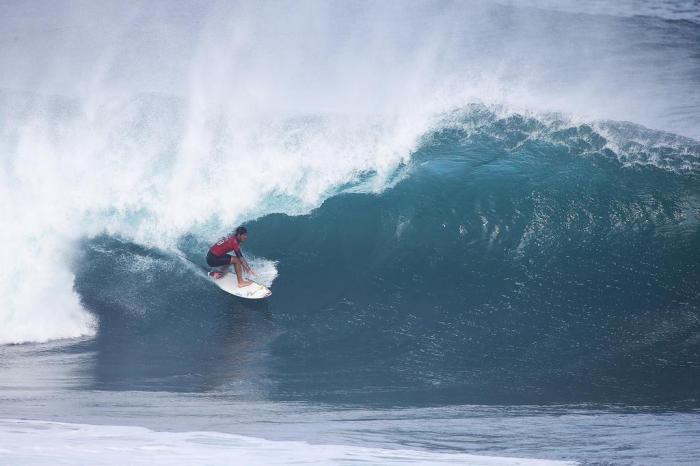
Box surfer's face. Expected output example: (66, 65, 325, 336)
(237, 233, 248, 243)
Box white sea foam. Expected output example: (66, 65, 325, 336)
(0, 95, 430, 344)
(246, 256, 279, 288)
(0, 418, 574, 465)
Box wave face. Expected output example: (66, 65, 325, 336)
(242, 111, 700, 404)
(69, 108, 700, 405)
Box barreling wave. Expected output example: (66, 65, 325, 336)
(67, 107, 700, 404)
(0, 89, 425, 344)
(4, 0, 700, 347)
(244, 110, 700, 404)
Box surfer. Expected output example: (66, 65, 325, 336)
(206, 226, 255, 286)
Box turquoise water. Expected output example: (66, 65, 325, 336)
(1, 1, 699, 464)
(62, 109, 699, 407)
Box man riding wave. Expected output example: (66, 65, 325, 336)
(206, 226, 255, 287)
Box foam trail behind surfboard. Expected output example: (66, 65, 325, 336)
(174, 252, 211, 281)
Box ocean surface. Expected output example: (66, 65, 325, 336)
(1, 1, 699, 464)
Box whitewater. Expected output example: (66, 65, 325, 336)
(1, 0, 699, 464)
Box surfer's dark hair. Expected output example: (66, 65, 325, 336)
(235, 226, 248, 236)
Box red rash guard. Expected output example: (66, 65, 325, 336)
(209, 235, 242, 257)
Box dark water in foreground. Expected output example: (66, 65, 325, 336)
(1, 339, 699, 465)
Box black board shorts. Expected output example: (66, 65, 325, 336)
(206, 250, 232, 267)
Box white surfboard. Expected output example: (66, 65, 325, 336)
(209, 272, 272, 299)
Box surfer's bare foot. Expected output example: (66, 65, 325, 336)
(237, 279, 253, 287)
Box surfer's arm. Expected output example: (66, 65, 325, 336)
(236, 250, 255, 275)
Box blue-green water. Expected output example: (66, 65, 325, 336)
(1, 1, 700, 464)
(66, 109, 700, 407)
